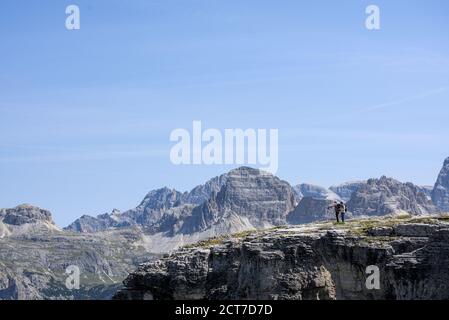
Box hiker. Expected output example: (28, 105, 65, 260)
(328, 201, 340, 223)
(339, 201, 347, 223)
(328, 201, 347, 223)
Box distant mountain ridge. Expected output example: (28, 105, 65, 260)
(65, 159, 449, 237)
(65, 173, 228, 234)
(3, 158, 449, 300)
(66, 167, 295, 237)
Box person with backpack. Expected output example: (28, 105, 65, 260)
(339, 201, 347, 223)
(328, 201, 347, 223)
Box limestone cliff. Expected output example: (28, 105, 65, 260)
(115, 215, 449, 300)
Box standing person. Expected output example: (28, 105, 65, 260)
(339, 201, 347, 223)
(328, 201, 347, 223)
(328, 201, 342, 223)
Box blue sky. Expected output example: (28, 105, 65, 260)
(1, 0, 449, 226)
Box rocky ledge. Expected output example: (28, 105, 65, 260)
(115, 215, 449, 300)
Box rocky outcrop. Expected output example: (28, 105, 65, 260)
(1, 204, 54, 226)
(330, 181, 366, 202)
(432, 157, 449, 212)
(293, 184, 340, 201)
(115, 216, 449, 300)
(287, 197, 336, 224)
(0, 204, 60, 238)
(347, 176, 440, 217)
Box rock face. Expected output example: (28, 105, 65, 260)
(121, 188, 193, 234)
(417, 186, 433, 200)
(287, 197, 335, 224)
(330, 181, 366, 202)
(293, 184, 340, 201)
(347, 176, 440, 217)
(432, 157, 449, 212)
(115, 216, 449, 300)
(179, 167, 297, 234)
(0, 204, 60, 238)
(0, 204, 54, 226)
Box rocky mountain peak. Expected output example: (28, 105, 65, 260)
(0, 204, 54, 226)
(228, 166, 266, 176)
(111, 208, 121, 215)
(216, 166, 295, 211)
(348, 177, 439, 216)
(138, 187, 184, 211)
(432, 157, 449, 212)
(179, 166, 296, 234)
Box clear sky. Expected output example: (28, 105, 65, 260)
(1, 0, 449, 227)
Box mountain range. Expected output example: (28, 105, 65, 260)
(1, 157, 449, 299)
